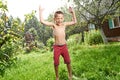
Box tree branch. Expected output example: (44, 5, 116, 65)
(79, 2, 97, 17)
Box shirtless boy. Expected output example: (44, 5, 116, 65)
(39, 6, 77, 80)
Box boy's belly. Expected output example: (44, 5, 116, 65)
(54, 35, 66, 45)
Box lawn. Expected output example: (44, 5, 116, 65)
(0, 42, 120, 80)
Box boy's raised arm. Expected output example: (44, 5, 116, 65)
(65, 7, 77, 26)
(39, 6, 54, 26)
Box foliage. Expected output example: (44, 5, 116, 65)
(46, 38, 54, 51)
(73, 0, 120, 43)
(84, 30, 103, 45)
(67, 30, 103, 46)
(0, 27, 21, 77)
(0, 57, 17, 77)
(74, 0, 120, 25)
(24, 12, 53, 45)
(0, 0, 8, 11)
(24, 31, 36, 52)
(67, 33, 82, 46)
(0, 0, 24, 76)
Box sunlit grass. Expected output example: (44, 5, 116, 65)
(0, 42, 120, 80)
(71, 42, 120, 80)
(0, 51, 55, 80)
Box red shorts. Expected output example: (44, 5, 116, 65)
(53, 44, 71, 66)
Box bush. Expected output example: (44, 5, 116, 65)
(0, 41, 18, 76)
(67, 33, 82, 46)
(46, 38, 54, 51)
(0, 57, 17, 77)
(36, 41, 45, 49)
(0, 31, 22, 76)
(84, 30, 103, 45)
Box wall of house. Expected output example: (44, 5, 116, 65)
(102, 21, 120, 37)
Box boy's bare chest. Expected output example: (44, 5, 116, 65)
(53, 26, 65, 36)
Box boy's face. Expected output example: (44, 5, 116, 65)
(54, 14, 64, 25)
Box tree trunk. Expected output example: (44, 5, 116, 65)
(81, 31, 84, 42)
(99, 27, 108, 44)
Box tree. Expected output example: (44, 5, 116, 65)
(0, 0, 24, 76)
(24, 11, 53, 45)
(60, 1, 88, 41)
(74, 0, 120, 43)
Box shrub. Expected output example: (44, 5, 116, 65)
(0, 31, 21, 76)
(84, 30, 103, 45)
(0, 57, 17, 77)
(0, 40, 18, 76)
(46, 38, 54, 51)
(67, 33, 82, 46)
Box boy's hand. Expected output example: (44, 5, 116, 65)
(69, 6, 74, 13)
(39, 5, 44, 12)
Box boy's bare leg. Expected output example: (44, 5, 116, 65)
(54, 65, 59, 80)
(67, 63, 72, 80)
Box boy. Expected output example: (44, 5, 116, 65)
(39, 6, 77, 80)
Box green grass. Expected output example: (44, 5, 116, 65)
(0, 50, 68, 80)
(70, 42, 120, 80)
(0, 51, 54, 80)
(0, 42, 120, 80)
